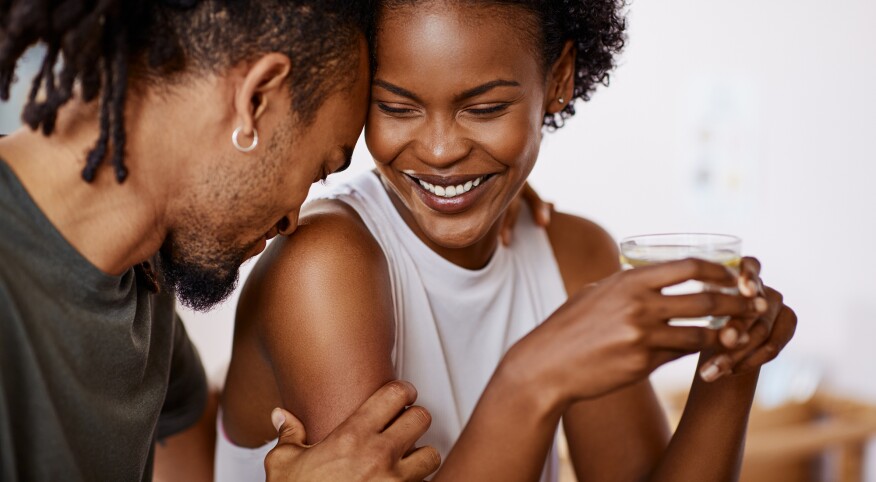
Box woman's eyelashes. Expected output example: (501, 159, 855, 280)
(376, 102, 417, 115)
(375, 101, 511, 117)
(466, 103, 510, 116)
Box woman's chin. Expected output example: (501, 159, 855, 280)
(420, 219, 494, 250)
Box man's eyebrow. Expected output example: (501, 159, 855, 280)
(374, 80, 423, 104)
(457, 80, 521, 101)
(335, 145, 354, 173)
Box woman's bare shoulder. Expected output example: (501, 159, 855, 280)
(546, 211, 620, 294)
(236, 198, 397, 443)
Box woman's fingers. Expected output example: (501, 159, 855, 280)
(717, 318, 753, 349)
(647, 325, 718, 352)
(701, 304, 797, 380)
(733, 305, 797, 373)
(650, 292, 767, 321)
(738, 257, 763, 297)
(630, 258, 738, 290)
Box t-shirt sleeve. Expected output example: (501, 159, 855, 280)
(155, 313, 208, 440)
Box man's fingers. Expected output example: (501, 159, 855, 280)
(648, 325, 718, 352)
(273, 407, 308, 447)
(382, 405, 433, 458)
(396, 446, 442, 481)
(521, 183, 552, 227)
(346, 380, 418, 434)
(500, 201, 520, 246)
(652, 292, 767, 321)
(630, 258, 738, 290)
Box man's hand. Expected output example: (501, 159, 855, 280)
(500, 182, 552, 245)
(265, 381, 440, 482)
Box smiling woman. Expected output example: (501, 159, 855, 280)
(218, 1, 796, 481)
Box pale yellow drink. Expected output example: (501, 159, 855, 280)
(619, 234, 742, 329)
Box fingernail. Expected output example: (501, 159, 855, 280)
(271, 408, 285, 431)
(738, 332, 750, 345)
(700, 363, 721, 382)
(738, 277, 756, 297)
(540, 204, 551, 225)
(754, 297, 768, 313)
(747, 280, 758, 295)
(721, 328, 738, 348)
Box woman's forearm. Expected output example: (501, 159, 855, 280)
(650, 352, 760, 482)
(431, 349, 567, 482)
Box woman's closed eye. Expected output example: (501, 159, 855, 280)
(465, 103, 511, 116)
(376, 101, 512, 118)
(376, 102, 419, 116)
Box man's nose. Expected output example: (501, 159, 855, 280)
(277, 211, 299, 236)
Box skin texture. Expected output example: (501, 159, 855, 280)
(0, 35, 444, 482)
(223, 3, 796, 481)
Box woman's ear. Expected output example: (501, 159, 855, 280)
(233, 53, 293, 136)
(545, 40, 576, 114)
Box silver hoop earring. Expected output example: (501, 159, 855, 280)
(232, 126, 259, 153)
(558, 96, 565, 104)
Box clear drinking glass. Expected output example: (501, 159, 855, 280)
(619, 233, 742, 329)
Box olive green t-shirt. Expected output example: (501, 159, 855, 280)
(0, 160, 207, 481)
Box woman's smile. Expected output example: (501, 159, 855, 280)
(403, 171, 498, 214)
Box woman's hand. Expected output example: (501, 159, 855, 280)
(506, 258, 768, 406)
(500, 182, 552, 245)
(700, 257, 797, 381)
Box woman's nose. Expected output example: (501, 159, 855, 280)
(414, 117, 471, 168)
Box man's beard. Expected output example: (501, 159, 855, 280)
(156, 233, 253, 312)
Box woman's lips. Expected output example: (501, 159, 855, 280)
(405, 173, 494, 214)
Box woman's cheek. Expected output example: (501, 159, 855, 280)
(472, 113, 539, 169)
(365, 115, 409, 165)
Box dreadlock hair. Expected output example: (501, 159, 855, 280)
(376, 0, 626, 129)
(0, 0, 371, 183)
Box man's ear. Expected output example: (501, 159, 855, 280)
(545, 40, 576, 114)
(233, 53, 293, 137)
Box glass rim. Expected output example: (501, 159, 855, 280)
(619, 233, 742, 250)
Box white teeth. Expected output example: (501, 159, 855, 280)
(415, 175, 486, 199)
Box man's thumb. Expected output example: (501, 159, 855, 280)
(272, 407, 307, 446)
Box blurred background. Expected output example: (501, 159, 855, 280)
(2, 0, 874, 480)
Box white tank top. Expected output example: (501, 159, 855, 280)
(215, 172, 568, 481)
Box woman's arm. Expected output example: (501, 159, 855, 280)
(549, 213, 794, 482)
(546, 212, 672, 480)
(252, 203, 765, 481)
(254, 200, 397, 444)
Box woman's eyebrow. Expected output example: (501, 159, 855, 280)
(374, 79, 423, 104)
(456, 79, 520, 101)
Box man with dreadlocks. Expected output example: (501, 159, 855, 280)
(0, 0, 441, 480)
